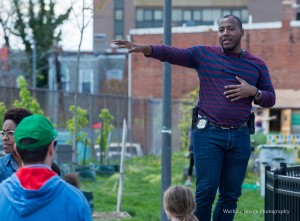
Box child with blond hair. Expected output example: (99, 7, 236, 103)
(163, 185, 198, 221)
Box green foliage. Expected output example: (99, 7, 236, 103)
(66, 105, 91, 146)
(251, 132, 267, 146)
(12, 0, 71, 86)
(0, 102, 8, 127)
(178, 87, 198, 150)
(82, 151, 264, 221)
(13, 75, 44, 114)
(96, 109, 114, 154)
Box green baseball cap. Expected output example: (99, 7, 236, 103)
(15, 114, 58, 150)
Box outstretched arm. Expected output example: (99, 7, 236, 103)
(113, 40, 152, 56)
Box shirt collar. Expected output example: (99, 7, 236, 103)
(3, 153, 14, 165)
(3, 153, 19, 171)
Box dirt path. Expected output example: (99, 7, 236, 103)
(93, 211, 131, 221)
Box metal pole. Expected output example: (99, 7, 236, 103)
(117, 119, 127, 212)
(127, 35, 132, 147)
(32, 40, 37, 88)
(160, 1, 172, 221)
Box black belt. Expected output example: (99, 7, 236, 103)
(208, 121, 248, 129)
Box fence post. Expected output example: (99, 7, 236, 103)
(279, 162, 287, 175)
(273, 168, 280, 221)
(265, 165, 271, 221)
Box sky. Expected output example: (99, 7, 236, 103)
(57, 0, 93, 51)
(0, 0, 93, 51)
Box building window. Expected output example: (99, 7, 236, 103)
(296, 8, 300, 20)
(221, 9, 248, 23)
(202, 9, 214, 22)
(183, 10, 192, 21)
(106, 69, 123, 80)
(222, 10, 231, 17)
(115, 0, 123, 9)
(114, 34, 123, 40)
(61, 63, 70, 92)
(193, 10, 202, 21)
(114, 0, 124, 44)
(79, 69, 94, 93)
(144, 10, 153, 21)
(241, 9, 248, 22)
(136, 9, 143, 21)
(172, 9, 182, 22)
(232, 10, 241, 19)
(115, 9, 123, 20)
(154, 9, 163, 20)
(114, 21, 123, 35)
(212, 9, 221, 22)
(135, 7, 248, 28)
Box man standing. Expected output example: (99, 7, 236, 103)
(0, 115, 92, 221)
(114, 15, 275, 221)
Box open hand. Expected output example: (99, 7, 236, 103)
(113, 40, 151, 55)
(224, 76, 257, 101)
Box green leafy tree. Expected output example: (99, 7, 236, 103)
(66, 105, 90, 144)
(178, 87, 198, 151)
(96, 108, 114, 164)
(13, 75, 44, 115)
(12, 0, 71, 87)
(66, 105, 91, 163)
(0, 103, 8, 127)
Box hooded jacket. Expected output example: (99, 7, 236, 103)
(0, 166, 92, 221)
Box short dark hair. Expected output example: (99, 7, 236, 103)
(16, 138, 50, 164)
(63, 173, 80, 188)
(3, 108, 32, 125)
(219, 15, 243, 30)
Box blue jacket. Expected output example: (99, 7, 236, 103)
(0, 153, 18, 183)
(0, 171, 92, 221)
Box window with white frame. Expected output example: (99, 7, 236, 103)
(106, 69, 123, 80)
(79, 69, 94, 93)
(61, 64, 70, 91)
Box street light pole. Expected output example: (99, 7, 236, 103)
(160, 1, 172, 221)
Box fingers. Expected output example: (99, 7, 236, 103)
(225, 92, 242, 101)
(113, 40, 135, 53)
(224, 85, 239, 90)
(113, 40, 128, 48)
(236, 76, 244, 82)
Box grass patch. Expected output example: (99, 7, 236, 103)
(81, 152, 264, 221)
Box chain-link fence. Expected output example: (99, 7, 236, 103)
(0, 86, 192, 157)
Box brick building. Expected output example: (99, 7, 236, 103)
(126, 1, 300, 134)
(93, 0, 300, 47)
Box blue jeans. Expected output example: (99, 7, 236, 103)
(192, 124, 251, 221)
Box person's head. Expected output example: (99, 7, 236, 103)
(14, 114, 57, 166)
(1, 108, 32, 154)
(257, 111, 262, 116)
(63, 173, 80, 188)
(218, 15, 244, 53)
(163, 185, 198, 221)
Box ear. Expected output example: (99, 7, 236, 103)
(241, 28, 244, 37)
(48, 142, 55, 159)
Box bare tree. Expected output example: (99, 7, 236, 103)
(70, 0, 109, 166)
(9, 0, 71, 87)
